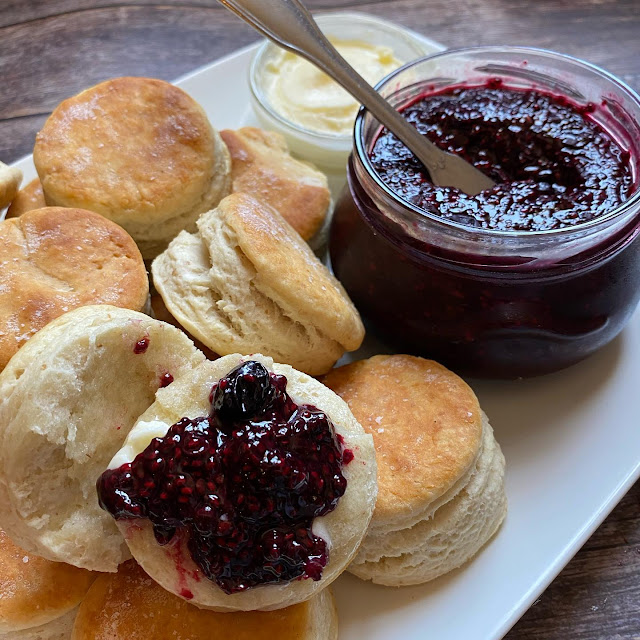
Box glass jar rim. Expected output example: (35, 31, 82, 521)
(354, 45, 640, 241)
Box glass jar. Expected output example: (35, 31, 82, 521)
(330, 47, 640, 378)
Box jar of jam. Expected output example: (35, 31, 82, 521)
(330, 47, 640, 378)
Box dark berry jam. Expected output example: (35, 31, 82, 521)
(371, 84, 632, 231)
(97, 361, 351, 593)
(133, 336, 150, 354)
(331, 155, 640, 378)
(330, 73, 640, 378)
(159, 372, 174, 388)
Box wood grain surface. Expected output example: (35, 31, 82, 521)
(1, 1, 639, 638)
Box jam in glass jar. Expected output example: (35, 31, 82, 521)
(330, 47, 640, 378)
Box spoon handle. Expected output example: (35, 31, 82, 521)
(219, 0, 446, 169)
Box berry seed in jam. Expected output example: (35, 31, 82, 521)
(371, 83, 633, 231)
(97, 361, 352, 594)
(159, 372, 174, 388)
(133, 336, 150, 354)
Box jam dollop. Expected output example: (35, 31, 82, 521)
(159, 372, 174, 388)
(97, 360, 351, 594)
(371, 83, 633, 231)
(133, 336, 150, 354)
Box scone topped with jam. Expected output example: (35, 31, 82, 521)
(98, 354, 377, 611)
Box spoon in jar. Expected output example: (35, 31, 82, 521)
(217, 0, 495, 195)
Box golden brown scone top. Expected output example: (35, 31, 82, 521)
(220, 127, 330, 240)
(72, 561, 310, 640)
(0, 207, 148, 370)
(221, 193, 364, 351)
(6, 178, 46, 218)
(33, 77, 219, 227)
(322, 355, 483, 522)
(0, 528, 95, 632)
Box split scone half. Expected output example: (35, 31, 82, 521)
(152, 193, 365, 375)
(322, 354, 507, 586)
(99, 354, 377, 611)
(0, 306, 204, 572)
(72, 561, 338, 640)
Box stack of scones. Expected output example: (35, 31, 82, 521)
(0, 76, 506, 640)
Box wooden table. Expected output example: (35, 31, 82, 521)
(1, 1, 639, 637)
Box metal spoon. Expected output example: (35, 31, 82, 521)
(218, 0, 495, 195)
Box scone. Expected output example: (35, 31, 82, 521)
(72, 561, 338, 639)
(152, 193, 364, 375)
(6, 178, 46, 218)
(220, 127, 330, 241)
(322, 354, 507, 586)
(33, 77, 231, 259)
(0, 207, 149, 371)
(0, 528, 94, 638)
(0, 161, 22, 210)
(1, 608, 77, 640)
(98, 354, 377, 611)
(150, 292, 219, 361)
(0, 306, 205, 572)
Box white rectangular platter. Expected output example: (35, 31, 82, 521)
(10, 30, 640, 640)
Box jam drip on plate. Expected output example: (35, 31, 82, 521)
(372, 83, 633, 231)
(97, 360, 351, 594)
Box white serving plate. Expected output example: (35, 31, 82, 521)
(9, 24, 640, 640)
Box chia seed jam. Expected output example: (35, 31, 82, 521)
(371, 82, 632, 230)
(331, 67, 640, 378)
(98, 361, 352, 594)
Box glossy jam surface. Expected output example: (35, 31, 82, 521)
(133, 336, 150, 354)
(330, 157, 640, 378)
(159, 372, 174, 388)
(371, 84, 633, 231)
(97, 361, 350, 593)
